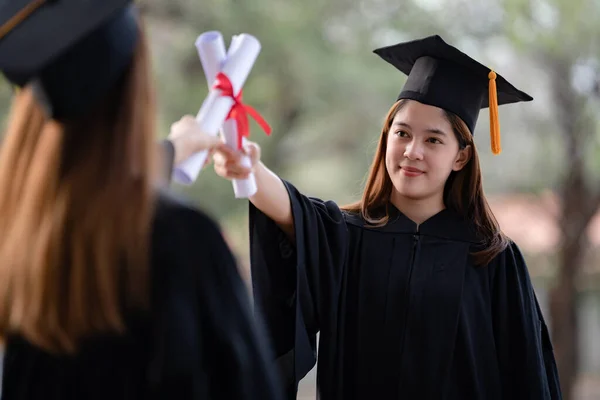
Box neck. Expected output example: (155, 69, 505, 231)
(389, 191, 445, 225)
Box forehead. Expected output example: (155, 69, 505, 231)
(391, 100, 451, 130)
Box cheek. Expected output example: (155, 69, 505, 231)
(429, 157, 456, 180)
(386, 138, 404, 162)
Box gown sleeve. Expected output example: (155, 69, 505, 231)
(249, 179, 348, 398)
(490, 241, 562, 399)
(149, 197, 284, 400)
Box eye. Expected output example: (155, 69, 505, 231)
(395, 130, 409, 138)
(427, 137, 442, 144)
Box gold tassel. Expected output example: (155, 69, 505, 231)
(488, 70, 501, 155)
(0, 0, 47, 40)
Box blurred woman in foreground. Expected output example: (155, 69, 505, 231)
(0, 1, 281, 399)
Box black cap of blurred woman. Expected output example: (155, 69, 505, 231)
(0, 0, 138, 121)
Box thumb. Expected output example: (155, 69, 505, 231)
(243, 142, 261, 166)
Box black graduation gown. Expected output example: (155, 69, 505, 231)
(1, 191, 283, 400)
(250, 180, 562, 400)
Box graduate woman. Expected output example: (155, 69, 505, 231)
(203, 35, 563, 399)
(0, 1, 282, 399)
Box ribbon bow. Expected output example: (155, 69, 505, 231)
(213, 72, 271, 149)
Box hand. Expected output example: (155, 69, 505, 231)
(213, 141, 261, 181)
(169, 115, 222, 166)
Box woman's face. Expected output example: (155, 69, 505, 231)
(385, 100, 470, 202)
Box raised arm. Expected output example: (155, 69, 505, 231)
(213, 143, 294, 239)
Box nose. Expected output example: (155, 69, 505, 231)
(404, 139, 424, 160)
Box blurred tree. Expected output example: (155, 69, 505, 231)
(502, 0, 600, 397)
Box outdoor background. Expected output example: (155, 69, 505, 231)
(0, 0, 598, 398)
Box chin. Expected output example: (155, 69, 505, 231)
(390, 179, 430, 201)
(394, 188, 429, 201)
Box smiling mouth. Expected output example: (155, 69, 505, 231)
(400, 166, 424, 177)
(401, 167, 423, 173)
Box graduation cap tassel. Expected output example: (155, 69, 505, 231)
(0, 0, 47, 40)
(488, 70, 501, 155)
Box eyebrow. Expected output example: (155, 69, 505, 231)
(392, 121, 448, 136)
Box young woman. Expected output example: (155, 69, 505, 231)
(204, 35, 562, 399)
(0, 1, 281, 399)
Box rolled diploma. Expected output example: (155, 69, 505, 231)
(225, 37, 257, 198)
(172, 33, 261, 185)
(197, 31, 227, 87)
(196, 33, 257, 198)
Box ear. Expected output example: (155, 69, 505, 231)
(452, 145, 471, 171)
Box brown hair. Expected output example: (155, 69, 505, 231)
(342, 99, 508, 266)
(0, 22, 157, 354)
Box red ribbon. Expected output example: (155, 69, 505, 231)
(213, 72, 271, 149)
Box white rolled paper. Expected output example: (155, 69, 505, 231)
(221, 120, 257, 198)
(172, 33, 262, 186)
(193, 32, 257, 198)
(196, 31, 227, 84)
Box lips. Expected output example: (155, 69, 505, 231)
(401, 166, 424, 173)
(399, 165, 424, 178)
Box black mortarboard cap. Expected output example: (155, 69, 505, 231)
(0, 0, 138, 121)
(373, 35, 533, 154)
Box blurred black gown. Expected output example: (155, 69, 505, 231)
(1, 140, 283, 400)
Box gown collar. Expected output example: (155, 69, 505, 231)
(344, 203, 480, 244)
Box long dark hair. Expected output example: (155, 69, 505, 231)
(342, 99, 508, 266)
(0, 22, 157, 354)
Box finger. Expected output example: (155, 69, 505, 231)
(212, 152, 230, 167)
(223, 162, 252, 176)
(224, 170, 252, 180)
(203, 150, 215, 167)
(212, 154, 248, 173)
(213, 145, 243, 162)
(244, 143, 257, 158)
(181, 115, 196, 124)
(245, 143, 260, 166)
(214, 165, 251, 180)
(169, 121, 180, 134)
(172, 115, 192, 127)
(241, 143, 251, 155)
(213, 158, 252, 175)
(215, 142, 239, 155)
